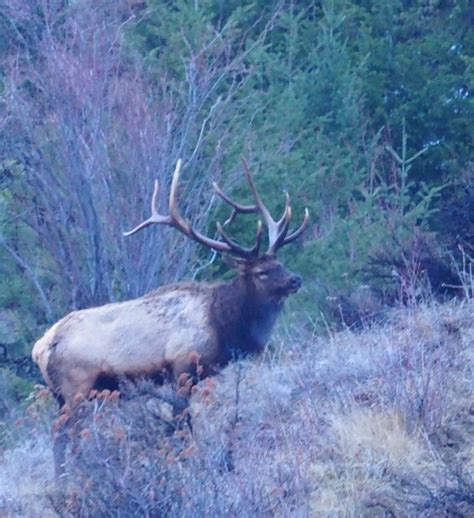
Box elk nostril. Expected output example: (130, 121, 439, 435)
(291, 275, 302, 288)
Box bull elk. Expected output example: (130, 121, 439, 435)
(32, 158, 309, 477)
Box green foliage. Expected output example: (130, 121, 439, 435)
(0, 368, 36, 408)
(348, 0, 473, 182)
(0, 0, 472, 366)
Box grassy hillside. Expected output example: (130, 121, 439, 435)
(1, 298, 473, 516)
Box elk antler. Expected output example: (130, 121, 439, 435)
(213, 158, 309, 256)
(124, 159, 263, 258)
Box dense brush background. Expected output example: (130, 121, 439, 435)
(0, 1, 472, 516)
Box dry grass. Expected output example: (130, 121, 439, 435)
(1, 299, 473, 516)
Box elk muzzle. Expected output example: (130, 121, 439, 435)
(287, 273, 302, 293)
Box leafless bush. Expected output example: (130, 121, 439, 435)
(52, 378, 309, 517)
(450, 246, 474, 301)
(0, 377, 56, 516)
(0, 0, 278, 317)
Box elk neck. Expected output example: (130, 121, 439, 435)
(211, 275, 284, 365)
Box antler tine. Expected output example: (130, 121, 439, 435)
(123, 180, 172, 236)
(277, 192, 291, 230)
(241, 158, 293, 254)
(241, 158, 273, 226)
(212, 180, 258, 227)
(168, 159, 192, 236)
(212, 182, 257, 215)
(223, 209, 237, 227)
(282, 207, 310, 245)
(251, 220, 264, 255)
(267, 205, 292, 255)
(217, 219, 263, 257)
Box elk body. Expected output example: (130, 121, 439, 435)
(32, 159, 308, 477)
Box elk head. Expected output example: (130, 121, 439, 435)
(223, 254, 302, 304)
(124, 158, 309, 294)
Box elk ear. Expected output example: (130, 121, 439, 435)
(222, 255, 249, 272)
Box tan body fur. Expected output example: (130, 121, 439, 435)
(33, 282, 220, 404)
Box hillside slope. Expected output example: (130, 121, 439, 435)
(1, 300, 473, 516)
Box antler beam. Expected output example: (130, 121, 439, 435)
(124, 159, 262, 258)
(125, 157, 309, 257)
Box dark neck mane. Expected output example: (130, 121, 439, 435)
(210, 276, 283, 366)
